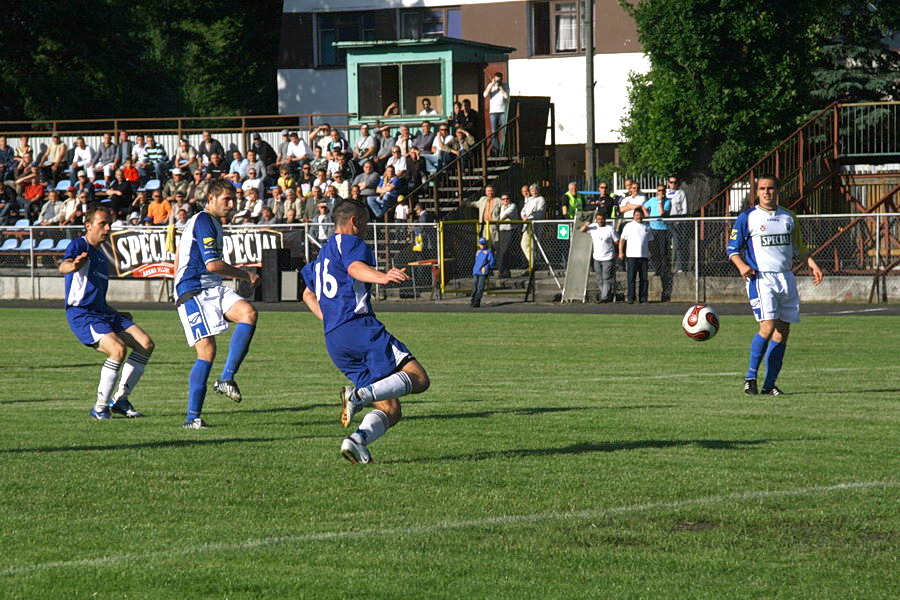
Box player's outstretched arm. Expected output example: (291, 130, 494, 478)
(58, 252, 88, 274)
(302, 287, 323, 321)
(347, 260, 408, 285)
(206, 260, 260, 287)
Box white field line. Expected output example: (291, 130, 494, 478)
(805, 308, 889, 316)
(1, 480, 894, 577)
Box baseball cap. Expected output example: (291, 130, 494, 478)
(171, 168, 182, 175)
(280, 129, 289, 136)
(478, 237, 487, 245)
(77, 170, 85, 177)
(128, 211, 140, 221)
(66, 185, 75, 191)
(252, 133, 261, 140)
(142, 217, 153, 223)
(174, 190, 185, 196)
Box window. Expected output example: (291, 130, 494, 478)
(317, 12, 376, 66)
(399, 7, 461, 39)
(358, 63, 442, 118)
(530, 1, 584, 56)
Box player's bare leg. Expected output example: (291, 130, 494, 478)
(89, 333, 128, 418)
(185, 337, 216, 428)
(110, 324, 155, 417)
(214, 300, 258, 403)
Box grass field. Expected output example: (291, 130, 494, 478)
(0, 307, 897, 599)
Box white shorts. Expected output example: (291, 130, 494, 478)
(177, 286, 244, 347)
(746, 271, 800, 323)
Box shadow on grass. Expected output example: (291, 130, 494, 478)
(0, 435, 328, 454)
(790, 389, 900, 396)
(383, 438, 813, 464)
(229, 403, 334, 415)
(0, 361, 183, 371)
(404, 404, 675, 421)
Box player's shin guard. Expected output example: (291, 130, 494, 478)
(187, 359, 213, 421)
(96, 359, 121, 409)
(114, 352, 150, 402)
(220, 323, 255, 381)
(746, 334, 769, 380)
(351, 410, 390, 446)
(354, 371, 413, 406)
(762, 341, 786, 390)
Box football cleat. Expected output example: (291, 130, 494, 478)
(183, 418, 210, 429)
(90, 406, 111, 420)
(743, 378, 758, 395)
(214, 379, 242, 403)
(110, 399, 144, 418)
(761, 386, 784, 396)
(340, 385, 361, 428)
(340, 437, 372, 464)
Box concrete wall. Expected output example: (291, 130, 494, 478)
(277, 69, 349, 122)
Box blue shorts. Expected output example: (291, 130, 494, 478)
(67, 308, 135, 346)
(325, 316, 412, 388)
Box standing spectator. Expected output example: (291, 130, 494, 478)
(287, 131, 312, 171)
(519, 183, 546, 261)
(483, 72, 510, 154)
(618, 209, 654, 304)
(0, 136, 15, 182)
(113, 131, 134, 172)
(471, 184, 501, 243)
(106, 169, 135, 213)
(580, 212, 619, 302)
(38, 134, 68, 183)
(368, 165, 401, 219)
(667, 176, 690, 272)
(618, 182, 647, 222)
(587, 181, 618, 219)
(413, 203, 434, 251)
(352, 160, 380, 199)
(93, 133, 117, 182)
(197, 131, 225, 167)
(69, 137, 97, 184)
(561, 182, 584, 218)
(141, 135, 170, 183)
(645, 185, 673, 301)
(173, 138, 199, 175)
(250, 133, 276, 173)
(37, 190, 62, 225)
(163, 168, 190, 202)
(146, 190, 171, 225)
(495, 193, 519, 278)
(353, 124, 377, 167)
(471, 237, 495, 308)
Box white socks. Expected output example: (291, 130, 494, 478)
(354, 371, 412, 406)
(351, 410, 390, 446)
(113, 352, 150, 403)
(96, 359, 121, 409)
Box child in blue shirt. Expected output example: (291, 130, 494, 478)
(471, 237, 495, 308)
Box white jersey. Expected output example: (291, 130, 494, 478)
(727, 206, 805, 273)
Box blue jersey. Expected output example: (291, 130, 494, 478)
(301, 233, 376, 335)
(727, 206, 805, 273)
(174, 210, 224, 297)
(63, 237, 111, 311)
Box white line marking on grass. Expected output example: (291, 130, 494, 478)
(1, 480, 894, 577)
(806, 308, 889, 316)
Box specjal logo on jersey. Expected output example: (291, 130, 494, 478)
(109, 228, 283, 278)
(760, 233, 791, 247)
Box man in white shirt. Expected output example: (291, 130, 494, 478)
(580, 212, 619, 302)
(618, 210, 654, 304)
(287, 132, 312, 172)
(386, 146, 407, 178)
(618, 182, 647, 222)
(666, 176, 690, 272)
(70, 137, 97, 184)
(482, 72, 510, 154)
(241, 167, 265, 198)
(431, 125, 454, 169)
(519, 183, 546, 261)
(418, 98, 438, 116)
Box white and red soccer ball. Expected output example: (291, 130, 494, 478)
(682, 304, 720, 341)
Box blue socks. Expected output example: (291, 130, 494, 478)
(746, 334, 769, 380)
(762, 341, 786, 390)
(220, 323, 255, 382)
(187, 359, 213, 421)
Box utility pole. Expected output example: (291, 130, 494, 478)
(583, 0, 596, 190)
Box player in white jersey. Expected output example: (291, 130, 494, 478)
(727, 176, 823, 395)
(173, 179, 260, 428)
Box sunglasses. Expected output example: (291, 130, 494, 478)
(668, 180, 677, 183)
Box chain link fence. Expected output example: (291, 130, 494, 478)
(3, 214, 900, 303)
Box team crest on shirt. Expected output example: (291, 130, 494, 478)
(202, 237, 215, 249)
(759, 225, 765, 231)
(729, 229, 737, 240)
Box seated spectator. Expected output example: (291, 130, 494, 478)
(37, 190, 62, 225)
(277, 166, 295, 192)
(229, 150, 249, 179)
(122, 158, 140, 184)
(353, 123, 377, 166)
(374, 125, 395, 172)
(241, 167, 265, 198)
(284, 208, 299, 224)
(296, 163, 314, 194)
(246, 151, 266, 184)
(432, 124, 454, 169)
(300, 187, 322, 222)
(352, 160, 380, 198)
(383, 101, 400, 117)
(11, 166, 46, 221)
(312, 201, 334, 242)
(233, 188, 246, 212)
(13, 150, 34, 181)
(446, 127, 475, 170)
(228, 172, 243, 189)
(0, 136, 14, 182)
(198, 130, 225, 167)
(106, 169, 136, 213)
(131, 133, 146, 166)
(282, 187, 302, 219)
(323, 185, 341, 212)
(68, 137, 97, 184)
(140, 135, 170, 184)
(268, 185, 285, 219)
(309, 146, 328, 175)
(173, 138, 199, 174)
(326, 150, 341, 179)
(163, 168, 190, 202)
(286, 131, 312, 171)
(127, 211, 142, 227)
(111, 210, 127, 230)
(146, 190, 171, 225)
(131, 190, 149, 220)
(12, 136, 32, 177)
(405, 146, 427, 189)
(205, 153, 228, 179)
(338, 151, 359, 180)
(348, 185, 364, 204)
(332, 171, 350, 199)
(169, 191, 192, 222)
(327, 128, 348, 155)
(274, 129, 292, 171)
(395, 125, 414, 156)
(368, 165, 401, 219)
(258, 205, 279, 226)
(38, 134, 67, 183)
(419, 98, 438, 116)
(456, 99, 480, 138)
(173, 208, 189, 230)
(250, 133, 277, 175)
(413, 121, 438, 172)
(93, 132, 118, 182)
(312, 168, 331, 194)
(386, 146, 407, 178)
(73, 170, 96, 207)
(187, 168, 209, 210)
(60, 186, 81, 226)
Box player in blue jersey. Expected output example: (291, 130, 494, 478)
(59, 206, 155, 419)
(727, 176, 823, 395)
(301, 200, 430, 464)
(173, 179, 260, 428)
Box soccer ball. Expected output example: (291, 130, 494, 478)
(682, 304, 720, 341)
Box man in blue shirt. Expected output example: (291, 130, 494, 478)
(174, 179, 260, 428)
(644, 185, 673, 301)
(59, 206, 155, 419)
(301, 201, 431, 464)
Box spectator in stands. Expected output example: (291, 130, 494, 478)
(188, 168, 209, 210)
(308, 124, 333, 155)
(169, 191, 192, 222)
(374, 125, 395, 172)
(495, 193, 519, 278)
(352, 160, 379, 199)
(471, 184, 501, 243)
(274, 130, 291, 170)
(242, 167, 265, 198)
(250, 133, 276, 175)
(12, 136, 32, 177)
(580, 212, 619, 302)
(458, 99, 480, 139)
(246, 151, 266, 183)
(312, 168, 331, 194)
(432, 124, 454, 170)
(106, 168, 136, 213)
(131, 190, 149, 221)
(287, 131, 312, 171)
(383, 101, 400, 117)
(405, 146, 427, 189)
(229, 150, 249, 179)
(589, 182, 618, 219)
(312, 202, 334, 243)
(60, 186, 80, 226)
(327, 128, 349, 155)
(326, 150, 341, 179)
(232, 188, 260, 225)
(483, 72, 510, 154)
(297, 163, 314, 196)
(337, 152, 359, 180)
(0, 136, 14, 182)
(205, 153, 228, 180)
(414, 203, 434, 251)
(268, 185, 285, 219)
(349, 185, 364, 204)
(146, 190, 171, 225)
(394, 197, 409, 222)
(38, 134, 67, 183)
(561, 182, 584, 218)
(413, 121, 437, 172)
(7, 167, 44, 223)
(258, 205, 278, 226)
(353, 124, 377, 167)
(323, 185, 342, 212)
(141, 135, 170, 183)
(230, 174, 244, 192)
(163, 168, 190, 202)
(277, 166, 295, 193)
(198, 131, 225, 166)
(72, 171, 96, 207)
(520, 183, 546, 260)
(332, 170, 350, 199)
(618, 182, 647, 223)
(302, 187, 324, 222)
(94, 133, 117, 182)
(282, 188, 302, 220)
(666, 176, 690, 272)
(127, 211, 141, 227)
(471, 237, 495, 308)
(69, 137, 97, 185)
(618, 208, 654, 304)
(114, 131, 134, 172)
(131, 134, 147, 168)
(368, 164, 401, 219)
(173, 138, 199, 175)
(310, 146, 328, 175)
(386, 146, 407, 178)
(37, 190, 62, 225)
(395, 125, 414, 157)
(645, 185, 673, 301)
(122, 158, 139, 185)
(419, 98, 438, 116)
(446, 127, 475, 171)
(173, 208, 189, 230)
(284, 208, 299, 224)
(110, 210, 127, 230)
